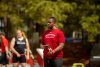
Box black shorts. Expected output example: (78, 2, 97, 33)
(0, 52, 9, 65)
(12, 54, 26, 63)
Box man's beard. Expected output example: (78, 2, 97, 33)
(48, 26, 53, 29)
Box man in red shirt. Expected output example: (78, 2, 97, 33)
(0, 32, 9, 67)
(41, 17, 65, 67)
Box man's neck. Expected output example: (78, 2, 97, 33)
(48, 26, 57, 30)
(53, 26, 57, 29)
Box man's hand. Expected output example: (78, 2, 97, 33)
(47, 48, 55, 55)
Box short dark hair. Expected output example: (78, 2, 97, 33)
(48, 17, 56, 23)
(0, 32, 5, 36)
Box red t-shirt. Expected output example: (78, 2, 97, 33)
(0, 37, 8, 53)
(41, 29, 65, 59)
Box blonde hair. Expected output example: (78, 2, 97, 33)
(16, 29, 27, 39)
(22, 31, 27, 39)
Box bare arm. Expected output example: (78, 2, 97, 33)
(25, 38, 30, 59)
(50, 30, 65, 54)
(3, 39, 11, 59)
(2, 38, 9, 56)
(53, 43, 64, 53)
(53, 30, 65, 53)
(29, 50, 34, 60)
(5, 46, 9, 56)
(10, 38, 20, 55)
(5, 46, 12, 59)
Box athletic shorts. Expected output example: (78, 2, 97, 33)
(12, 54, 26, 63)
(0, 52, 9, 65)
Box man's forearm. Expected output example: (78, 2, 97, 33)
(54, 43, 64, 53)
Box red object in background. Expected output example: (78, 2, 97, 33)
(26, 57, 34, 67)
(9, 58, 12, 64)
(36, 54, 44, 67)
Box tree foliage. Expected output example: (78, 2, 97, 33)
(0, 0, 100, 40)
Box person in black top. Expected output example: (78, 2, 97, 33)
(10, 29, 30, 67)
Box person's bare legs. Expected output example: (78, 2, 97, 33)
(5, 64, 9, 67)
(21, 63, 26, 67)
(13, 63, 19, 67)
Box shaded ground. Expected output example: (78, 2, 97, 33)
(63, 42, 91, 67)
